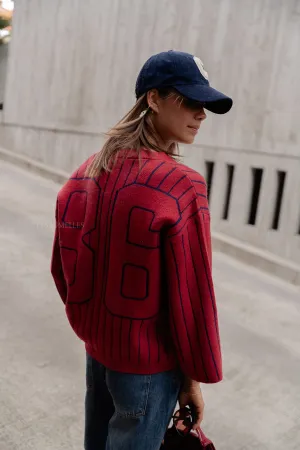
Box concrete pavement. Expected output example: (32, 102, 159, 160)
(0, 159, 300, 450)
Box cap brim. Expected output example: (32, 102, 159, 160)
(173, 84, 233, 114)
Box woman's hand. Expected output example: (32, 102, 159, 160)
(178, 378, 205, 430)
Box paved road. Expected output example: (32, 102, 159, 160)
(1, 159, 300, 450)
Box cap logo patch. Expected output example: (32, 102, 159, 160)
(193, 56, 209, 80)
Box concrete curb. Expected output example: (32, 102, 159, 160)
(0, 146, 69, 184)
(1, 147, 300, 287)
(212, 232, 300, 287)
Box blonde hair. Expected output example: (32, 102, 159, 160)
(85, 89, 180, 178)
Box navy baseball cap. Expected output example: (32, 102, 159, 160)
(135, 50, 233, 114)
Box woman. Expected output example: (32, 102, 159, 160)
(51, 50, 232, 450)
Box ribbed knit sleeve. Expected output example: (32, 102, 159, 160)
(164, 185, 222, 383)
(50, 200, 67, 304)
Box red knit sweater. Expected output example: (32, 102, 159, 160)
(51, 149, 222, 383)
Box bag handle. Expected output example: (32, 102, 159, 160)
(172, 408, 215, 448)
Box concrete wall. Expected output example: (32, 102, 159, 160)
(0, 43, 8, 104)
(0, 0, 300, 266)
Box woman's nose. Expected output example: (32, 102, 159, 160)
(195, 108, 207, 121)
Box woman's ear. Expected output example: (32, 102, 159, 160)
(147, 90, 160, 114)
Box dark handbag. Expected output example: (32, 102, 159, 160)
(161, 407, 216, 450)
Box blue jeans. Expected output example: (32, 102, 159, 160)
(84, 353, 182, 450)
